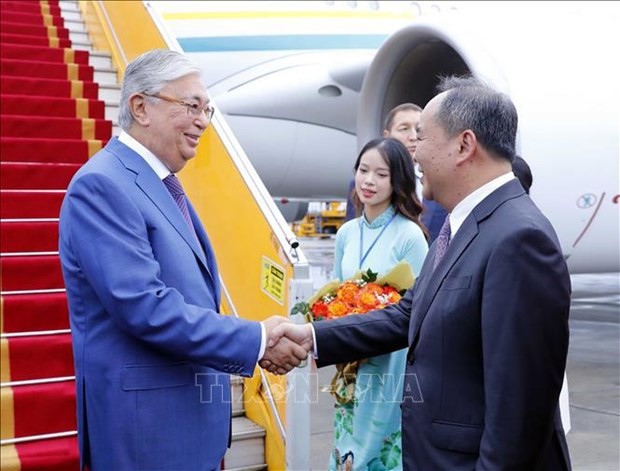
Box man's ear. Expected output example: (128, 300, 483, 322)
(456, 129, 477, 165)
(129, 93, 150, 126)
(382, 129, 390, 138)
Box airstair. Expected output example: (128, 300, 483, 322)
(1, 1, 313, 470)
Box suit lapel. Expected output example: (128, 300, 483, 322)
(187, 202, 221, 306)
(106, 139, 213, 279)
(408, 219, 478, 344)
(408, 179, 525, 346)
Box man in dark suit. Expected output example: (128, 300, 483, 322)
(266, 76, 571, 470)
(59, 49, 306, 471)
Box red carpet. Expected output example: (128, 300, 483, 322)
(1, 94, 105, 119)
(0, 44, 89, 64)
(1, 220, 60, 252)
(0, 22, 70, 40)
(1, 162, 83, 190)
(1, 76, 100, 99)
(1, 32, 72, 48)
(2, 293, 70, 333)
(1, 137, 102, 163)
(1, 1, 112, 469)
(0, 58, 94, 81)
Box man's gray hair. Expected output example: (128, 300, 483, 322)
(435, 75, 517, 162)
(118, 49, 204, 131)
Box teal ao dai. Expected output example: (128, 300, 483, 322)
(329, 205, 428, 471)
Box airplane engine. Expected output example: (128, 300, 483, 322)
(357, 10, 620, 274)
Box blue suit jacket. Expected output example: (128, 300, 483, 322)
(315, 179, 571, 470)
(59, 137, 262, 471)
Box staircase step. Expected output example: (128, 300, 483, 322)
(0, 44, 89, 65)
(1, 435, 79, 471)
(1, 115, 111, 141)
(61, 18, 85, 34)
(0, 12, 64, 29)
(0, 22, 70, 40)
(67, 29, 88, 45)
(92, 67, 118, 86)
(1, 292, 70, 334)
(0, 58, 94, 82)
(57, 8, 81, 22)
(231, 376, 244, 417)
(0, 76, 99, 100)
(0, 255, 64, 292)
(59, 0, 80, 13)
(1, 220, 60, 253)
(87, 51, 113, 69)
(1, 380, 76, 439)
(99, 83, 121, 103)
(0, 137, 99, 164)
(0, 2, 62, 16)
(1, 95, 105, 120)
(0, 162, 81, 190)
(1, 190, 65, 219)
(224, 416, 267, 470)
(0, 32, 72, 48)
(2, 333, 74, 383)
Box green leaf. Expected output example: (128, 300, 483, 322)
(379, 430, 402, 469)
(290, 301, 308, 316)
(366, 457, 388, 471)
(362, 268, 378, 283)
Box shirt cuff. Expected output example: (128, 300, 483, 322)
(310, 324, 318, 358)
(257, 322, 266, 360)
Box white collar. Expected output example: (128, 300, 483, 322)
(118, 130, 171, 180)
(450, 172, 516, 238)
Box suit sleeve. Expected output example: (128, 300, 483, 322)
(63, 172, 261, 375)
(477, 226, 570, 468)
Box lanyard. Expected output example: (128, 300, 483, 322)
(359, 214, 397, 269)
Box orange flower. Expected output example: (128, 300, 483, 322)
(337, 282, 359, 304)
(355, 290, 376, 310)
(327, 300, 350, 318)
(364, 282, 384, 296)
(311, 300, 329, 318)
(386, 290, 402, 303)
(292, 264, 412, 325)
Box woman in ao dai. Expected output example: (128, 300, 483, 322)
(329, 138, 429, 471)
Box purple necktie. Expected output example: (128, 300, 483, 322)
(163, 174, 195, 232)
(433, 215, 451, 270)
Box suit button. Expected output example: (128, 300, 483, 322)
(407, 351, 415, 365)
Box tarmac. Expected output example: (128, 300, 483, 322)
(300, 237, 620, 471)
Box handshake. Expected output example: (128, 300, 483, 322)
(259, 316, 315, 375)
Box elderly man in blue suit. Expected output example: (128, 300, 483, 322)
(266, 76, 572, 470)
(59, 49, 307, 471)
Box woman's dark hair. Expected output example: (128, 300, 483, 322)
(350, 138, 429, 240)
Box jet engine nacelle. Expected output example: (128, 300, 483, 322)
(357, 10, 620, 274)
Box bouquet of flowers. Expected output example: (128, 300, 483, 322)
(291, 261, 415, 404)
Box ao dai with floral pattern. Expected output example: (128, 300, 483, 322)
(329, 205, 428, 471)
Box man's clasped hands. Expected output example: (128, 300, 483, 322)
(259, 316, 315, 375)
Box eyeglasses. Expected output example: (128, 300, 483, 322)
(143, 92, 215, 122)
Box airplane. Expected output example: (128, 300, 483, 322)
(149, 1, 620, 274)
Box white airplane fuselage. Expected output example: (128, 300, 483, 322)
(153, 1, 620, 273)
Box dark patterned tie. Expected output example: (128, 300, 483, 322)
(163, 174, 195, 232)
(433, 214, 451, 270)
